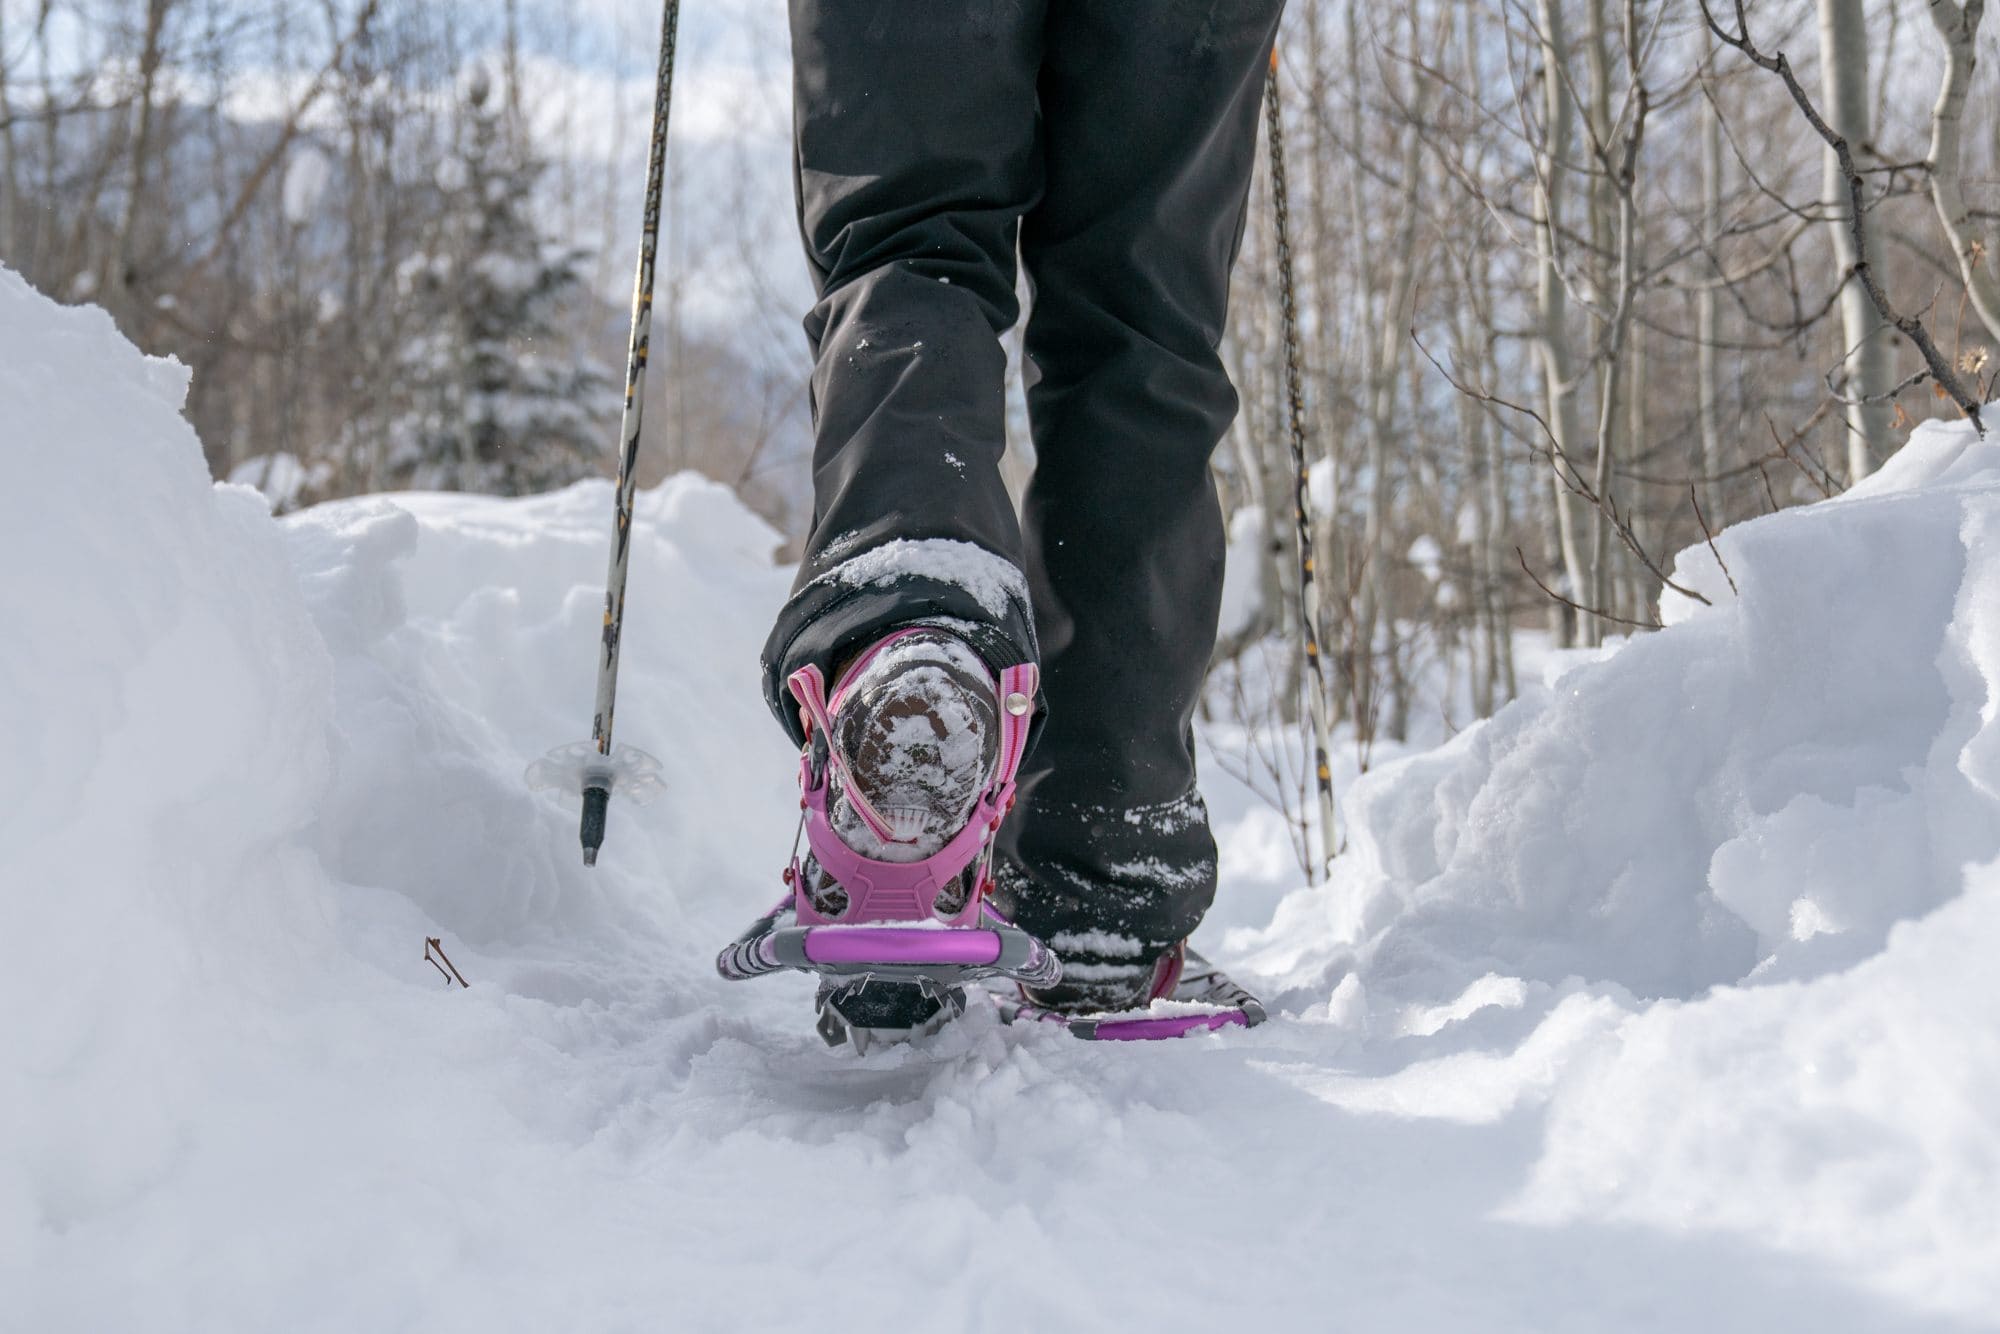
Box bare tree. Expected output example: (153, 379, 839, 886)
(1924, 0, 2000, 346)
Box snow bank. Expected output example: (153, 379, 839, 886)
(0, 266, 792, 1328)
(0, 268, 336, 1262)
(4, 260, 1996, 1332)
(1240, 418, 2000, 1319)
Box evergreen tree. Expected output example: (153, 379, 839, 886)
(385, 68, 609, 494)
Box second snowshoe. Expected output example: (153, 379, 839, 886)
(993, 943, 1267, 1041)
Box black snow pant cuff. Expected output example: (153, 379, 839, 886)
(993, 787, 1219, 985)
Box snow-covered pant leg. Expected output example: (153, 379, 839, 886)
(992, 0, 1286, 985)
(760, 2, 1049, 741)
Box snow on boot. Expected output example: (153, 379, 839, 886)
(716, 626, 1059, 1049)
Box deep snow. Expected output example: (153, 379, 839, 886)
(3, 265, 1997, 1332)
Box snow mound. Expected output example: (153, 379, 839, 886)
(1254, 420, 2000, 1002)
(5, 261, 1996, 1331)
(0, 269, 336, 1260)
(1240, 417, 2000, 1317)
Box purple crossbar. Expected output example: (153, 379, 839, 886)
(802, 927, 1004, 967)
(1089, 1010, 1251, 1041)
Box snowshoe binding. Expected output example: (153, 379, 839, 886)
(994, 941, 1267, 1041)
(716, 627, 1059, 1049)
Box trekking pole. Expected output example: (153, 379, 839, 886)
(1263, 47, 1340, 879)
(526, 0, 679, 865)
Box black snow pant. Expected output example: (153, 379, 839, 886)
(761, 0, 1285, 983)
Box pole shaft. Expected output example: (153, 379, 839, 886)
(1265, 51, 1340, 879)
(591, 0, 681, 757)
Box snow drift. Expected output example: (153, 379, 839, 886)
(3, 262, 1996, 1331)
(1238, 417, 2000, 1317)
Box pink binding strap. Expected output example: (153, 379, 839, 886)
(787, 627, 929, 844)
(786, 635, 1038, 927)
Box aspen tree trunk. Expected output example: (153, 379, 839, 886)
(1585, 0, 1616, 312)
(0, 3, 17, 259)
(1368, 175, 1424, 739)
(1622, 316, 1648, 621)
(1924, 0, 2000, 345)
(1456, 294, 1498, 718)
(111, 0, 173, 322)
(1585, 188, 1636, 646)
(1583, 0, 1619, 641)
(1488, 366, 1518, 704)
(1462, 0, 1517, 707)
(33, 3, 58, 276)
(1698, 33, 1727, 523)
(504, 0, 526, 138)
(1584, 0, 1645, 645)
(1346, 1, 1426, 746)
(1581, 0, 1611, 645)
(1342, 1, 1379, 738)
(1534, 0, 1586, 646)
(1817, 0, 1896, 481)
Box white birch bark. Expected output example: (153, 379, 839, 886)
(1698, 31, 1726, 522)
(1924, 0, 2000, 345)
(1534, 0, 1587, 644)
(0, 2, 16, 258)
(1346, 1, 1427, 744)
(1817, 0, 1896, 481)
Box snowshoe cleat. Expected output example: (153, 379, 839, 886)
(716, 627, 1059, 1048)
(813, 977, 967, 1053)
(995, 942, 1266, 1041)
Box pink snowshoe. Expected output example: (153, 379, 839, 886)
(716, 627, 1059, 1049)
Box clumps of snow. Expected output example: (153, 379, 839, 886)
(819, 535, 1029, 621)
(814, 526, 866, 564)
(1050, 929, 1146, 959)
(1102, 854, 1210, 890)
(1114, 790, 1209, 835)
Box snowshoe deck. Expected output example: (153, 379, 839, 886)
(718, 896, 1061, 1050)
(993, 949, 1267, 1041)
(717, 896, 1063, 990)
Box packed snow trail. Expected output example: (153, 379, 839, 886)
(3, 266, 1995, 1331)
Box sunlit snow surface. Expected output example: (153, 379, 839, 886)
(4, 265, 1997, 1331)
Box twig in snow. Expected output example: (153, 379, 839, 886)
(424, 937, 469, 989)
(1690, 486, 1739, 598)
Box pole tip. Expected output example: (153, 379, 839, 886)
(580, 785, 611, 869)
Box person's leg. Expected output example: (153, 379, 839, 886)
(762, 1, 1049, 742)
(996, 0, 1286, 1002)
